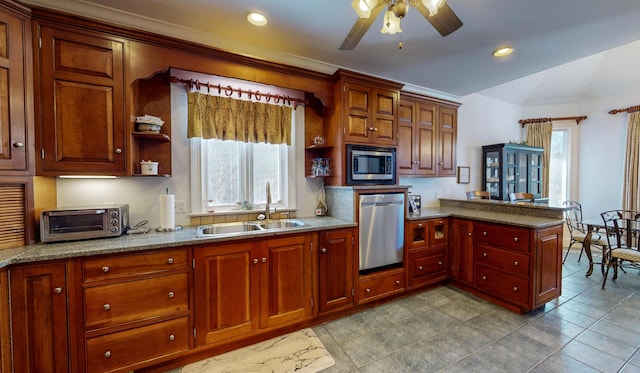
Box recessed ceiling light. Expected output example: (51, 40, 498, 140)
(246, 12, 267, 27)
(493, 46, 514, 57)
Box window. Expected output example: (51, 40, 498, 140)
(191, 138, 289, 213)
(548, 123, 578, 205)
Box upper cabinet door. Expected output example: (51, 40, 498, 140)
(343, 82, 372, 143)
(437, 106, 457, 176)
(0, 6, 32, 174)
(36, 26, 127, 175)
(372, 88, 398, 146)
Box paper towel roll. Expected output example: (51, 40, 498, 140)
(160, 194, 175, 229)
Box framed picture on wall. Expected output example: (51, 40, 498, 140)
(457, 166, 470, 184)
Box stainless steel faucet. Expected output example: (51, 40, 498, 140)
(265, 181, 272, 220)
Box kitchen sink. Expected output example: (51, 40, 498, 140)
(196, 222, 263, 236)
(196, 219, 307, 237)
(259, 219, 307, 229)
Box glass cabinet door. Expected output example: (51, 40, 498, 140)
(484, 150, 500, 198)
(529, 152, 542, 196)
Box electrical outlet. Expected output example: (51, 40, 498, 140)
(175, 199, 187, 213)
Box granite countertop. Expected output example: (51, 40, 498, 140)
(406, 206, 564, 228)
(0, 216, 356, 268)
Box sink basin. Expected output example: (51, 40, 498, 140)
(260, 219, 307, 229)
(197, 222, 263, 236)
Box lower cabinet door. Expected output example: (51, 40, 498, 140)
(10, 262, 69, 373)
(86, 316, 189, 372)
(318, 228, 354, 314)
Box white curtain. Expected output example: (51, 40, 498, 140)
(622, 112, 640, 210)
(525, 121, 553, 197)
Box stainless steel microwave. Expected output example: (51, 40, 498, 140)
(40, 204, 129, 243)
(346, 145, 396, 185)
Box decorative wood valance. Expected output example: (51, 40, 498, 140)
(608, 105, 640, 115)
(518, 116, 587, 127)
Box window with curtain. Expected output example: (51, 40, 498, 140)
(186, 85, 298, 214)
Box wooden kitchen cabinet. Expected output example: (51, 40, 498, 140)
(34, 24, 127, 175)
(82, 249, 191, 372)
(473, 222, 562, 313)
(318, 228, 355, 314)
(357, 267, 405, 304)
(450, 218, 474, 285)
(0, 1, 33, 175)
(10, 261, 70, 373)
(194, 233, 314, 347)
(398, 93, 459, 177)
(406, 218, 448, 289)
(0, 269, 10, 373)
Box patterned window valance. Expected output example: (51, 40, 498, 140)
(187, 91, 292, 145)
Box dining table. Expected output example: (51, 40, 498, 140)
(581, 217, 608, 276)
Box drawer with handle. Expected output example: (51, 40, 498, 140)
(475, 223, 530, 252)
(476, 243, 530, 278)
(358, 269, 405, 303)
(84, 273, 188, 330)
(409, 250, 447, 285)
(83, 249, 188, 282)
(474, 264, 530, 307)
(86, 316, 189, 372)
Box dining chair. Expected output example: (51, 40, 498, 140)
(466, 191, 490, 200)
(600, 210, 640, 289)
(509, 192, 534, 202)
(561, 200, 607, 264)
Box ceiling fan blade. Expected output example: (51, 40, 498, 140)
(414, 1, 463, 37)
(339, 1, 388, 50)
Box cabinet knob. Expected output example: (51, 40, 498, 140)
(514, 261, 519, 266)
(104, 351, 111, 358)
(482, 276, 487, 281)
(513, 286, 519, 292)
(12, 142, 24, 148)
(103, 303, 111, 311)
(368, 127, 375, 131)
(468, 232, 472, 236)
(253, 258, 259, 264)
(168, 291, 175, 298)
(365, 288, 371, 293)
(439, 162, 444, 165)
(54, 287, 62, 294)
(167, 257, 174, 264)
(102, 266, 110, 273)
(395, 280, 401, 285)
(417, 223, 423, 228)
(321, 248, 327, 253)
(418, 265, 423, 271)
(513, 237, 519, 242)
(483, 252, 487, 258)
(483, 231, 487, 236)
(438, 261, 443, 266)
(262, 257, 267, 263)
(115, 148, 122, 154)
(168, 334, 175, 341)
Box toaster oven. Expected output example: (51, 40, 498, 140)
(40, 204, 129, 243)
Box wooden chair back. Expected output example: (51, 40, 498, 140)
(466, 191, 490, 200)
(509, 192, 534, 202)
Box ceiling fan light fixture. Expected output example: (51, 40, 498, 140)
(422, 0, 445, 17)
(381, 10, 402, 34)
(246, 12, 268, 26)
(352, 0, 377, 18)
(493, 46, 514, 57)
(392, 0, 409, 18)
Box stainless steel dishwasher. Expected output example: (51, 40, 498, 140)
(358, 193, 405, 272)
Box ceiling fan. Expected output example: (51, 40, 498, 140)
(340, 0, 463, 50)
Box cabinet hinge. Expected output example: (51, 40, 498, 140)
(192, 258, 195, 268)
(193, 328, 196, 339)
(351, 236, 355, 246)
(310, 242, 313, 252)
(311, 298, 314, 308)
(41, 148, 44, 159)
(38, 37, 42, 49)
(351, 288, 355, 298)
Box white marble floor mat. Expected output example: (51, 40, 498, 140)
(180, 328, 335, 373)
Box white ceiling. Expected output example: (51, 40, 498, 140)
(20, 0, 640, 105)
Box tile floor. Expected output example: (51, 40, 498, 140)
(314, 249, 640, 373)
